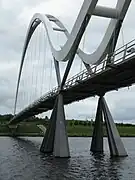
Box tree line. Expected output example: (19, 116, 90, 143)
(0, 114, 134, 127)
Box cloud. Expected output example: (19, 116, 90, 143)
(0, 0, 135, 124)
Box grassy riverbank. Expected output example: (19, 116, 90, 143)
(0, 120, 135, 137)
(67, 125, 135, 137)
(0, 115, 135, 137)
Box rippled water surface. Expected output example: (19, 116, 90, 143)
(0, 137, 135, 180)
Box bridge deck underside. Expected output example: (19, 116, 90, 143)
(11, 55, 135, 124)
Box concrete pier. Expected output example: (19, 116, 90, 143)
(90, 96, 103, 153)
(102, 97, 128, 157)
(90, 96, 127, 157)
(40, 94, 70, 158)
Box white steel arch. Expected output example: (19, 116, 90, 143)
(14, 0, 131, 114)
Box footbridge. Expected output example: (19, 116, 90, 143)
(9, 0, 134, 158)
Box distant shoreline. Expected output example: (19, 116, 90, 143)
(1, 119, 135, 138)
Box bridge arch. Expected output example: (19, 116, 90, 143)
(14, 0, 98, 114)
(14, 0, 131, 114)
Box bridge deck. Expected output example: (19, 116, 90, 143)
(10, 53, 135, 124)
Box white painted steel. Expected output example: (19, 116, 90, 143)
(13, 0, 132, 116)
(93, 5, 119, 19)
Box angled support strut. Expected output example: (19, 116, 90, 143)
(102, 97, 127, 157)
(90, 96, 127, 157)
(90, 96, 103, 153)
(40, 93, 70, 158)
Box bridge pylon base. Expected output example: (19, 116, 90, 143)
(40, 93, 70, 158)
(40, 98, 58, 153)
(90, 96, 103, 153)
(102, 97, 128, 157)
(91, 96, 127, 157)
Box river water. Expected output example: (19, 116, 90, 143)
(0, 137, 134, 180)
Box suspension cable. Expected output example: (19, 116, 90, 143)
(40, 26, 47, 95)
(49, 57, 53, 90)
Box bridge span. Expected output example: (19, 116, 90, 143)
(8, 0, 134, 158)
(10, 40, 135, 123)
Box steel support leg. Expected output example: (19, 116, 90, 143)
(40, 98, 58, 153)
(90, 96, 103, 153)
(53, 93, 70, 157)
(40, 93, 70, 158)
(102, 97, 127, 157)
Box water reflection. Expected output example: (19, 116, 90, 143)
(91, 152, 128, 180)
(0, 137, 134, 180)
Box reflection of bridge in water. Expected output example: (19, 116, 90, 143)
(8, 0, 134, 158)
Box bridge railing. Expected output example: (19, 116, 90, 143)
(112, 39, 135, 64)
(63, 39, 135, 90)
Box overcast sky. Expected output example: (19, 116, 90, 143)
(0, 0, 135, 123)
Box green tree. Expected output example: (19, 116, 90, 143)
(83, 121, 87, 126)
(88, 121, 91, 126)
(78, 120, 83, 125)
(69, 121, 73, 126)
(74, 120, 79, 126)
